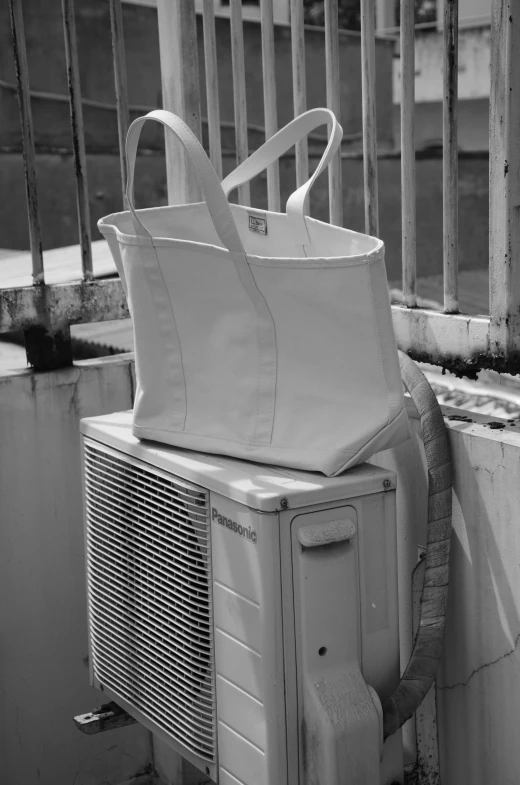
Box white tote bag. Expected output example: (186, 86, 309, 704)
(98, 108, 410, 476)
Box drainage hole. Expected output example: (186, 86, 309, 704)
(318, 646, 327, 656)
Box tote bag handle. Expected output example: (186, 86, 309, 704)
(221, 108, 343, 246)
(125, 109, 247, 256)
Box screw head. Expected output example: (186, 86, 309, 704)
(280, 497, 289, 509)
(383, 479, 392, 489)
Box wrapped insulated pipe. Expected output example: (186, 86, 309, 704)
(382, 351, 453, 739)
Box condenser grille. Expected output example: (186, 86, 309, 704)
(83, 441, 216, 762)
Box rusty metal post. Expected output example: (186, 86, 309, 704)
(62, 0, 93, 282)
(10, 0, 76, 370)
(324, 0, 343, 227)
(360, 0, 379, 237)
(443, 0, 459, 314)
(400, 0, 417, 307)
(109, 0, 130, 206)
(290, 0, 309, 187)
(489, 0, 520, 359)
(156, 0, 202, 204)
(8, 0, 44, 285)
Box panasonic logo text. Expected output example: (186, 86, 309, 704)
(212, 507, 257, 544)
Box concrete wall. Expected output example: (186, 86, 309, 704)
(392, 97, 490, 153)
(373, 402, 520, 785)
(0, 356, 152, 785)
(436, 413, 520, 785)
(0, 150, 490, 281)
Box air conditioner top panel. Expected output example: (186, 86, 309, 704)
(81, 411, 396, 511)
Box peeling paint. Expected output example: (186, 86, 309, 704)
(0, 279, 128, 335)
(0, 279, 129, 370)
(405, 347, 520, 380)
(405, 757, 440, 785)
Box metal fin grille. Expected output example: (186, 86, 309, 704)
(83, 440, 216, 762)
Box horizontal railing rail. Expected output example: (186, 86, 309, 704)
(4, 0, 519, 376)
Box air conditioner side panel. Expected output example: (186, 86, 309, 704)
(210, 493, 286, 785)
(279, 490, 403, 785)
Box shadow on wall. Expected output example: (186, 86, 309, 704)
(436, 426, 520, 785)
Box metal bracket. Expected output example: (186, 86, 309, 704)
(73, 701, 137, 735)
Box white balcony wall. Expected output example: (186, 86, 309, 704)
(373, 402, 520, 785)
(0, 356, 152, 785)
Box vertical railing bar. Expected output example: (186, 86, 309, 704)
(442, 0, 459, 313)
(489, 0, 520, 357)
(290, 0, 309, 187)
(324, 0, 343, 227)
(360, 0, 380, 237)
(62, 0, 93, 281)
(400, 0, 417, 307)
(157, 1, 202, 203)
(8, 0, 44, 285)
(202, 0, 223, 180)
(109, 0, 130, 206)
(230, 0, 250, 206)
(260, 0, 281, 212)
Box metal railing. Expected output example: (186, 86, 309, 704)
(4, 0, 520, 375)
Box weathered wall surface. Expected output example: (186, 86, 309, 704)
(375, 403, 520, 785)
(436, 413, 520, 785)
(0, 356, 153, 785)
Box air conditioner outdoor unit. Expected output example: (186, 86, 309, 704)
(81, 411, 403, 785)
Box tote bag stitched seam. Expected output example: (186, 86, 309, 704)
(149, 235, 377, 267)
(138, 242, 187, 430)
(246, 258, 278, 445)
(151, 244, 188, 431)
(368, 258, 404, 423)
(108, 220, 383, 268)
(366, 253, 393, 428)
(248, 260, 278, 445)
(132, 423, 358, 454)
(175, 120, 278, 446)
